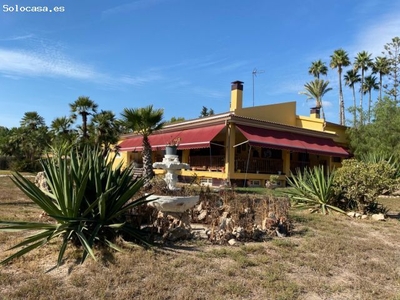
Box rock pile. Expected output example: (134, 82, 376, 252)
(190, 192, 291, 244)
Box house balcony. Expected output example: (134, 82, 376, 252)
(234, 157, 283, 174)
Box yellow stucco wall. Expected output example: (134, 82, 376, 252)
(296, 115, 324, 131)
(233, 102, 298, 126)
(108, 150, 129, 170)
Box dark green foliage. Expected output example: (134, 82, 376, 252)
(0, 156, 13, 170)
(199, 106, 214, 118)
(0, 146, 154, 267)
(0, 115, 50, 171)
(348, 97, 400, 160)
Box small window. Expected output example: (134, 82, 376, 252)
(200, 178, 213, 187)
(332, 157, 341, 163)
(248, 180, 261, 187)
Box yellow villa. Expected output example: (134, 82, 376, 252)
(116, 81, 349, 187)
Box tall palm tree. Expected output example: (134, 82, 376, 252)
(299, 79, 332, 122)
(330, 49, 351, 125)
(69, 96, 98, 140)
(344, 70, 361, 126)
(362, 75, 379, 123)
(120, 105, 165, 182)
(91, 110, 121, 154)
(308, 59, 328, 79)
(354, 51, 373, 113)
(20, 111, 45, 130)
(372, 56, 390, 101)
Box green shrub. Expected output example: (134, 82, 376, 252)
(0, 146, 154, 267)
(333, 159, 399, 213)
(286, 166, 344, 215)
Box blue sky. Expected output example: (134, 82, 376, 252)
(1, 0, 400, 128)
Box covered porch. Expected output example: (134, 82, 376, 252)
(117, 122, 349, 187)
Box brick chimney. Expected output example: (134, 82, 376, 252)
(310, 107, 320, 118)
(230, 81, 244, 111)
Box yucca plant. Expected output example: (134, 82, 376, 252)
(0, 146, 154, 267)
(286, 166, 345, 215)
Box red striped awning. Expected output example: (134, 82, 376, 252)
(119, 124, 225, 151)
(236, 125, 349, 157)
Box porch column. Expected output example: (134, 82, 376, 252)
(327, 156, 333, 172)
(182, 149, 190, 164)
(226, 123, 236, 177)
(282, 150, 291, 176)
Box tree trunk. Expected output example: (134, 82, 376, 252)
(142, 136, 154, 185)
(352, 86, 357, 126)
(339, 70, 345, 125)
(368, 91, 372, 123)
(360, 70, 364, 125)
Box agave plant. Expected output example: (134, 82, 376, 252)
(0, 146, 154, 267)
(286, 166, 345, 215)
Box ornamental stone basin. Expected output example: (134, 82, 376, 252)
(147, 195, 199, 213)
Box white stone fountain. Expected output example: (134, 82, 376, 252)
(147, 152, 200, 240)
(153, 154, 189, 191)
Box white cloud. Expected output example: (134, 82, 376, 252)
(322, 100, 333, 108)
(0, 46, 164, 88)
(119, 73, 163, 86)
(0, 48, 99, 80)
(0, 34, 34, 41)
(351, 12, 400, 57)
(102, 0, 166, 17)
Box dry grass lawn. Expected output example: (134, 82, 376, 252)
(0, 176, 399, 300)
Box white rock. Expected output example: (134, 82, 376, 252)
(355, 213, 362, 218)
(228, 238, 237, 246)
(361, 215, 368, 219)
(197, 210, 208, 221)
(371, 213, 386, 221)
(195, 202, 203, 212)
(347, 211, 356, 218)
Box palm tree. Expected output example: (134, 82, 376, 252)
(330, 49, 351, 125)
(20, 111, 45, 130)
(91, 110, 121, 154)
(354, 51, 373, 113)
(344, 70, 361, 126)
(18, 112, 49, 166)
(50, 116, 74, 136)
(372, 56, 390, 101)
(362, 75, 379, 123)
(69, 96, 98, 140)
(120, 105, 165, 182)
(50, 116, 77, 150)
(299, 79, 332, 121)
(308, 59, 328, 79)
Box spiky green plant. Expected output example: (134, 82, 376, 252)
(0, 146, 154, 267)
(286, 166, 344, 215)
